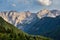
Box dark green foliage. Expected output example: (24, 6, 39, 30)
(0, 17, 52, 40)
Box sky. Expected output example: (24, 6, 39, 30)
(0, 0, 60, 13)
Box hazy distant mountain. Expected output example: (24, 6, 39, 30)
(0, 9, 60, 30)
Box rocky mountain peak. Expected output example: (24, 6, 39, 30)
(37, 9, 50, 18)
(37, 9, 60, 19)
(0, 11, 35, 28)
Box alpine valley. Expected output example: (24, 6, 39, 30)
(0, 9, 60, 40)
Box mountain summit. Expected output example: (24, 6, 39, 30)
(37, 9, 60, 18)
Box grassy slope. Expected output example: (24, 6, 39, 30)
(0, 17, 53, 40)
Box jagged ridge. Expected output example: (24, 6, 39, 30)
(0, 9, 60, 29)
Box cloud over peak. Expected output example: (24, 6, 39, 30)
(37, 0, 52, 6)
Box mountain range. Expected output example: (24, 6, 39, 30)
(0, 9, 60, 29)
(0, 17, 52, 40)
(0, 9, 60, 40)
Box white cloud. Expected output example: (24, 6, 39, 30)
(37, 0, 52, 6)
(12, 4, 16, 7)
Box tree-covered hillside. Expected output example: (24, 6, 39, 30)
(0, 17, 52, 40)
